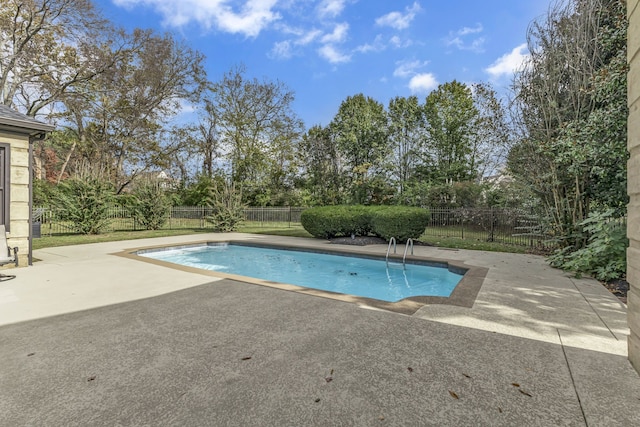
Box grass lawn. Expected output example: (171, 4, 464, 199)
(31, 225, 313, 250)
(31, 229, 213, 250)
(238, 224, 312, 238)
(418, 235, 528, 254)
(32, 223, 534, 254)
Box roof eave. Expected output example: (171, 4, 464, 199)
(0, 119, 55, 135)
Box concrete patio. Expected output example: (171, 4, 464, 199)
(0, 233, 639, 425)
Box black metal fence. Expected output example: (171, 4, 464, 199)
(33, 206, 548, 247)
(32, 206, 308, 236)
(243, 207, 306, 225)
(423, 208, 547, 247)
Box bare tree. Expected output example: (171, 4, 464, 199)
(197, 99, 222, 178)
(52, 29, 206, 190)
(0, 0, 115, 116)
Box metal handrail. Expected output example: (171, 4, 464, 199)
(403, 238, 414, 265)
(385, 237, 397, 265)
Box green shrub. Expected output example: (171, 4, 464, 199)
(300, 207, 331, 238)
(206, 181, 245, 232)
(300, 206, 341, 239)
(128, 179, 172, 230)
(301, 205, 428, 241)
(548, 210, 627, 281)
(54, 177, 115, 234)
(33, 179, 58, 206)
(300, 205, 374, 238)
(335, 205, 376, 236)
(370, 206, 430, 241)
(177, 174, 223, 206)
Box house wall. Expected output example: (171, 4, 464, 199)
(0, 130, 30, 266)
(628, 0, 640, 372)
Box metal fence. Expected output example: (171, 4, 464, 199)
(33, 206, 308, 236)
(33, 206, 548, 247)
(243, 207, 306, 225)
(422, 208, 547, 247)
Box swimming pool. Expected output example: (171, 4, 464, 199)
(139, 243, 464, 303)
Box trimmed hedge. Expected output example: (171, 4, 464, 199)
(300, 205, 371, 239)
(369, 206, 430, 241)
(301, 205, 429, 241)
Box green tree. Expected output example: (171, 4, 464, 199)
(469, 83, 512, 178)
(176, 174, 223, 206)
(207, 64, 304, 190)
(387, 95, 424, 195)
(509, 0, 627, 247)
(329, 93, 389, 204)
(297, 125, 344, 205)
(421, 81, 478, 184)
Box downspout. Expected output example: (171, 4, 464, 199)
(28, 132, 46, 266)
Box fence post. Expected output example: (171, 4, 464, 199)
(489, 208, 495, 242)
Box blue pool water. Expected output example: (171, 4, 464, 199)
(140, 244, 464, 302)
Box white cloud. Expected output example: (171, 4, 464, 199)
(467, 38, 485, 52)
(321, 22, 349, 44)
(269, 40, 292, 59)
(408, 73, 438, 93)
(318, 45, 351, 63)
(445, 23, 485, 53)
(458, 24, 483, 36)
(389, 35, 402, 47)
(274, 26, 322, 44)
(389, 35, 412, 49)
(275, 22, 303, 36)
(375, 2, 421, 30)
(316, 22, 350, 64)
(356, 34, 413, 54)
(270, 28, 324, 59)
(297, 29, 323, 45)
(355, 34, 385, 53)
(393, 59, 428, 78)
(317, 0, 348, 18)
(485, 43, 529, 78)
(269, 20, 351, 65)
(392, 58, 436, 92)
(113, 0, 280, 37)
(450, 36, 485, 53)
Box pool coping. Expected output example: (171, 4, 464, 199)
(114, 240, 489, 315)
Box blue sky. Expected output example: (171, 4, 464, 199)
(94, 0, 551, 128)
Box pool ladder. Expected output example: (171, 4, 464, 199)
(386, 238, 414, 268)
